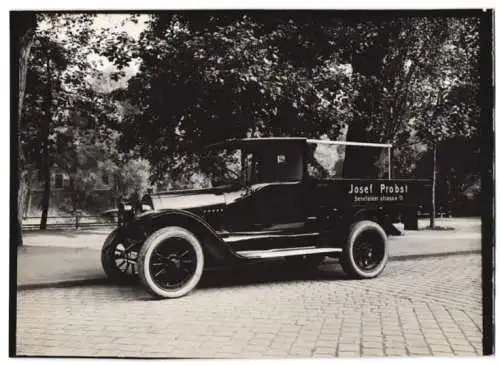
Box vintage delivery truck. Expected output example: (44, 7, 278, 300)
(101, 138, 429, 299)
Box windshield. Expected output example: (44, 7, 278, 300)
(244, 147, 304, 183)
(201, 148, 243, 187)
(202, 144, 304, 187)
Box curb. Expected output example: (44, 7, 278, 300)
(16, 250, 481, 291)
(17, 278, 108, 291)
(389, 249, 481, 262)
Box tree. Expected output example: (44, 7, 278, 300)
(13, 12, 37, 245)
(307, 15, 479, 223)
(321, 17, 453, 178)
(65, 132, 151, 212)
(28, 37, 70, 229)
(21, 13, 123, 228)
(409, 18, 480, 227)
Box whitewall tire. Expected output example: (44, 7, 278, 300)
(138, 226, 204, 299)
(340, 220, 388, 279)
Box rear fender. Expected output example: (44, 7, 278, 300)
(350, 208, 401, 236)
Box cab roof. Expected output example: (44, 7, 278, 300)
(205, 137, 307, 150)
(205, 137, 392, 149)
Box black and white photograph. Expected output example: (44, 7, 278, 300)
(10, 7, 494, 359)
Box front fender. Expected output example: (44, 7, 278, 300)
(130, 209, 239, 265)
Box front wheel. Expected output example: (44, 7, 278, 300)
(340, 220, 388, 279)
(138, 226, 204, 299)
(101, 229, 139, 284)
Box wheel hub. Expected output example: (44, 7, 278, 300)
(353, 234, 383, 271)
(149, 237, 198, 290)
(169, 256, 181, 268)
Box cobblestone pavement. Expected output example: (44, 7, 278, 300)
(16, 254, 482, 358)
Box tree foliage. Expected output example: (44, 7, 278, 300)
(109, 14, 355, 183)
(20, 13, 149, 219)
(409, 18, 479, 143)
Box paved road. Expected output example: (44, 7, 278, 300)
(16, 254, 482, 358)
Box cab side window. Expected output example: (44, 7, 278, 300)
(306, 143, 345, 179)
(275, 151, 303, 181)
(249, 148, 303, 183)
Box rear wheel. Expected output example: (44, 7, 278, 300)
(138, 226, 204, 299)
(340, 220, 388, 279)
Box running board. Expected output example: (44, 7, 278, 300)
(223, 232, 319, 243)
(236, 246, 342, 259)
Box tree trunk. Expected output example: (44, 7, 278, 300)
(71, 182, 78, 213)
(14, 13, 37, 245)
(25, 186, 32, 218)
(39, 159, 51, 230)
(71, 143, 80, 214)
(343, 22, 402, 177)
(24, 168, 32, 217)
(40, 55, 52, 230)
(430, 141, 437, 228)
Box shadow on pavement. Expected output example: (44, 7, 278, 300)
(107, 260, 349, 301)
(198, 260, 347, 290)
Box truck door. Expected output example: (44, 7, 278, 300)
(224, 145, 308, 233)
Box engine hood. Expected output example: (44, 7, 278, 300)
(142, 186, 243, 212)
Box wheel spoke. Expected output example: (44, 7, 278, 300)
(149, 237, 197, 290)
(123, 243, 136, 255)
(154, 251, 168, 260)
(122, 261, 130, 273)
(103, 237, 139, 283)
(154, 267, 167, 278)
